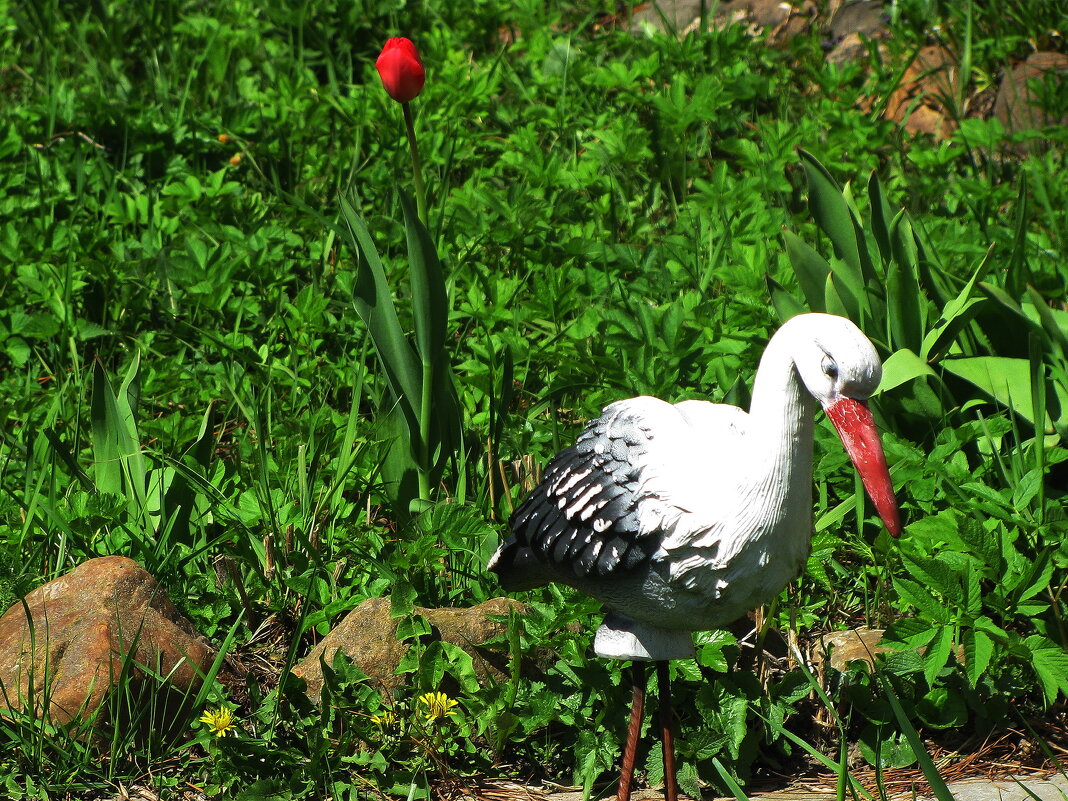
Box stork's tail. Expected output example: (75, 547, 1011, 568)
(487, 541, 550, 592)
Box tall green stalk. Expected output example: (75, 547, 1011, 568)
(402, 102, 428, 228)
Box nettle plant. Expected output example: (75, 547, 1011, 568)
(778, 151, 1068, 749)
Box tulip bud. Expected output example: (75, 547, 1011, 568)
(375, 38, 426, 103)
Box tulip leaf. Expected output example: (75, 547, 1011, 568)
(339, 193, 422, 436)
(886, 256, 924, 354)
(400, 190, 448, 369)
(867, 171, 894, 265)
(782, 229, 829, 312)
(877, 348, 937, 395)
(798, 149, 876, 288)
(823, 271, 850, 319)
(920, 258, 989, 361)
(941, 355, 1062, 433)
(766, 275, 806, 322)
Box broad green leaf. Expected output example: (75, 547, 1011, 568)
(867, 171, 893, 265)
(823, 271, 850, 318)
(782, 229, 830, 312)
(391, 579, 417, 618)
(886, 257, 924, 353)
(1013, 549, 1055, 603)
(400, 190, 448, 368)
(889, 210, 920, 287)
(941, 356, 1051, 431)
(877, 348, 936, 394)
(902, 553, 963, 606)
(798, 149, 875, 285)
(91, 358, 145, 500)
(1025, 286, 1068, 359)
(920, 256, 990, 360)
(829, 259, 864, 323)
(766, 275, 806, 321)
(339, 194, 421, 431)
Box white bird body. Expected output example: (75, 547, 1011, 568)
(489, 313, 900, 660)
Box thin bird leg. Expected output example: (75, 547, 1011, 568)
(617, 662, 646, 801)
(657, 660, 679, 801)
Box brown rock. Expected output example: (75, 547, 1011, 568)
(994, 51, 1068, 140)
(631, 1, 805, 39)
(293, 596, 528, 701)
(884, 46, 959, 139)
(0, 556, 218, 728)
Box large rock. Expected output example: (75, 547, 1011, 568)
(631, 0, 814, 43)
(883, 46, 959, 139)
(293, 596, 527, 701)
(0, 556, 219, 727)
(994, 52, 1068, 144)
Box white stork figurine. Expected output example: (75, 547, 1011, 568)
(489, 313, 902, 801)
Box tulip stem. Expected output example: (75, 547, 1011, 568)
(402, 102, 427, 227)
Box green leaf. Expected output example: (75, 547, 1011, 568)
(338, 193, 422, 437)
(90, 356, 146, 506)
(678, 760, 702, 801)
(867, 171, 893, 266)
(918, 257, 991, 360)
(963, 629, 994, 687)
(1025, 636, 1068, 704)
(878, 674, 957, 801)
(902, 552, 963, 606)
(886, 256, 924, 353)
(922, 624, 953, 688)
(877, 348, 936, 394)
(798, 149, 875, 286)
(782, 229, 830, 312)
(941, 356, 1050, 430)
(823, 271, 850, 318)
(711, 757, 749, 801)
(766, 275, 806, 321)
(893, 578, 951, 623)
(391, 581, 417, 618)
(400, 190, 448, 369)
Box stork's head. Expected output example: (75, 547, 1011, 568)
(783, 313, 902, 537)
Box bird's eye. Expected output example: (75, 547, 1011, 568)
(822, 355, 839, 379)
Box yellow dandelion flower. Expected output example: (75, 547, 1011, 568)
(370, 709, 398, 728)
(199, 705, 237, 737)
(418, 691, 458, 722)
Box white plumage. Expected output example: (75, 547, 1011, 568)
(489, 313, 901, 661)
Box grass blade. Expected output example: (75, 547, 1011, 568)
(878, 672, 955, 801)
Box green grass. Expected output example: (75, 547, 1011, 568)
(1, 0, 1067, 797)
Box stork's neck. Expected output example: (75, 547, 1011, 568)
(747, 333, 819, 501)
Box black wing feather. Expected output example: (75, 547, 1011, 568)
(496, 402, 670, 582)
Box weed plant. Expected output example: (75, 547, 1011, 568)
(1, 0, 1066, 798)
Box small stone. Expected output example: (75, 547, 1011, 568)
(0, 556, 221, 728)
(292, 596, 528, 701)
(829, 0, 888, 41)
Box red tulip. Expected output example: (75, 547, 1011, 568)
(375, 38, 425, 103)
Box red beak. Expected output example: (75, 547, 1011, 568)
(824, 397, 902, 537)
